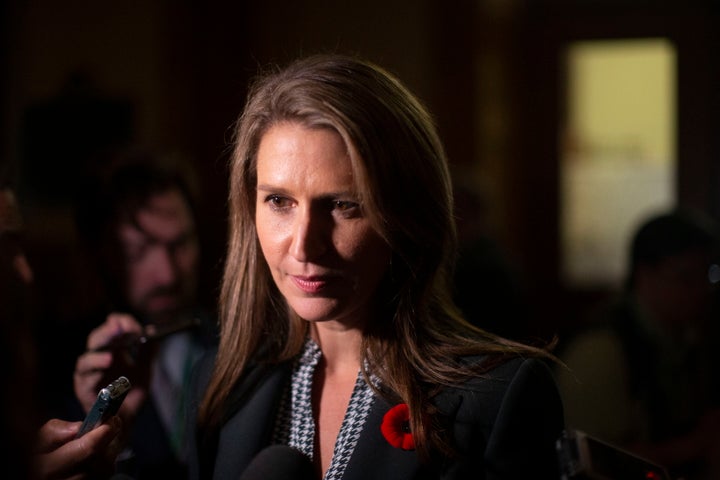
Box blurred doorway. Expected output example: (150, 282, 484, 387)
(509, 2, 720, 336)
(560, 38, 676, 290)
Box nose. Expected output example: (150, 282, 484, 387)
(148, 244, 179, 285)
(289, 206, 329, 261)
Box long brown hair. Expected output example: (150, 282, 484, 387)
(199, 53, 552, 459)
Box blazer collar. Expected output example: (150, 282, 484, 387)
(214, 365, 466, 480)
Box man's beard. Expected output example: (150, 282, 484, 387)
(136, 284, 194, 325)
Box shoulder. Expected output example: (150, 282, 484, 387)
(432, 355, 564, 477)
(188, 347, 289, 400)
(438, 356, 561, 424)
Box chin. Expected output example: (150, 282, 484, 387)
(144, 306, 182, 325)
(287, 297, 345, 323)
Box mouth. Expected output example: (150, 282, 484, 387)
(290, 275, 330, 294)
(144, 293, 181, 312)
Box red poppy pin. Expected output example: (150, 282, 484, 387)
(381, 403, 415, 450)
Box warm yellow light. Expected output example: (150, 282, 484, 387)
(561, 38, 676, 288)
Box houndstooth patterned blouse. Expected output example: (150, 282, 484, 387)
(272, 339, 377, 480)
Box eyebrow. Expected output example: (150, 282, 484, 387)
(256, 184, 357, 199)
(256, 184, 285, 193)
(122, 221, 196, 245)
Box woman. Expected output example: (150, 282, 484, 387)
(187, 54, 563, 480)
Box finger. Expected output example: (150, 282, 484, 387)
(35, 419, 81, 453)
(74, 351, 114, 377)
(73, 353, 114, 413)
(81, 416, 122, 449)
(86, 313, 143, 351)
(109, 312, 144, 332)
(34, 419, 120, 480)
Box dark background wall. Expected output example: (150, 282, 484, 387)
(2, 0, 719, 341)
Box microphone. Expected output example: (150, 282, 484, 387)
(239, 445, 315, 480)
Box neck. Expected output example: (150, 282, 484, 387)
(310, 323, 363, 374)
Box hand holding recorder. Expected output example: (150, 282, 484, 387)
(73, 313, 149, 420)
(73, 312, 200, 420)
(32, 377, 129, 479)
(33, 406, 124, 479)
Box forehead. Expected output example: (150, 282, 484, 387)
(119, 189, 195, 237)
(255, 123, 355, 186)
(141, 189, 192, 216)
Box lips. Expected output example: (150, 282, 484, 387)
(144, 293, 180, 312)
(290, 275, 330, 294)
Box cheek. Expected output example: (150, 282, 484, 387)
(256, 218, 283, 266)
(177, 245, 200, 273)
(125, 263, 148, 298)
(343, 229, 390, 279)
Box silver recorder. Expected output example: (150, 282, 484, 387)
(75, 376, 131, 438)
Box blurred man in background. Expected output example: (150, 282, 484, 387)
(60, 151, 217, 479)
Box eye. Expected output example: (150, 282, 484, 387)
(265, 194, 293, 210)
(125, 242, 149, 263)
(167, 233, 197, 255)
(334, 200, 357, 211)
(333, 200, 361, 218)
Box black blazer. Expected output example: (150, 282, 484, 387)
(186, 351, 564, 480)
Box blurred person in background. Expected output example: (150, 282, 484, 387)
(63, 152, 218, 479)
(1, 171, 123, 479)
(556, 208, 720, 480)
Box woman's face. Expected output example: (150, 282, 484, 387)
(255, 122, 390, 328)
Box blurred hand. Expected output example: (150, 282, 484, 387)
(73, 313, 151, 421)
(34, 417, 122, 480)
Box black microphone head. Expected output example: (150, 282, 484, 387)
(239, 445, 315, 480)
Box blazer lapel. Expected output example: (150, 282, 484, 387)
(341, 397, 421, 480)
(213, 363, 291, 480)
(343, 391, 467, 480)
